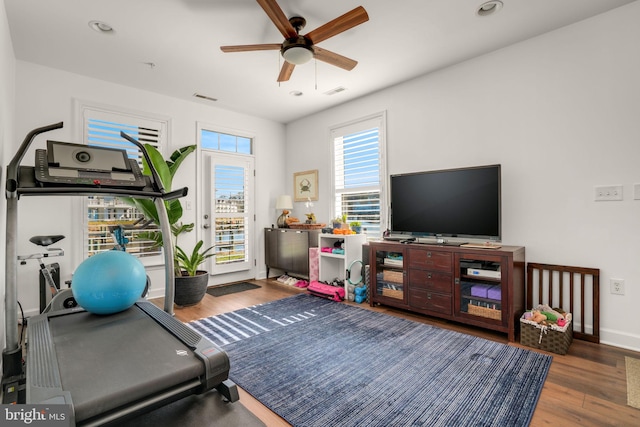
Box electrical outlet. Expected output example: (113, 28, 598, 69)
(610, 278, 625, 295)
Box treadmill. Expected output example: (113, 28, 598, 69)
(1, 123, 239, 426)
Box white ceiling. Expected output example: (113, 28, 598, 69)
(5, 0, 636, 124)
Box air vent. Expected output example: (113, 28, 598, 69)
(324, 86, 347, 96)
(193, 93, 218, 102)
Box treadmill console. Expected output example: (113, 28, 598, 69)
(35, 140, 146, 188)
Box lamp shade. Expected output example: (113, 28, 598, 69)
(282, 46, 314, 65)
(276, 195, 293, 210)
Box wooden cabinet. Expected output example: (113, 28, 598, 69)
(369, 241, 525, 341)
(264, 228, 319, 278)
(371, 243, 407, 305)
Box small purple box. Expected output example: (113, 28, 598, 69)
(471, 284, 491, 298)
(487, 286, 501, 300)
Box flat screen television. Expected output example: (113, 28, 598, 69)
(389, 164, 501, 242)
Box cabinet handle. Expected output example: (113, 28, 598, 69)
(427, 273, 432, 279)
(427, 293, 432, 300)
(427, 252, 432, 257)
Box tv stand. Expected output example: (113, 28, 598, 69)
(369, 241, 525, 341)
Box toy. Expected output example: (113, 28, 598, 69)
(530, 310, 546, 324)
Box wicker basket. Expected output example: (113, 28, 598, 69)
(382, 288, 403, 299)
(288, 223, 326, 229)
(520, 318, 573, 355)
(382, 270, 403, 283)
(467, 304, 502, 320)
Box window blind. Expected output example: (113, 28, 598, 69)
(332, 114, 386, 238)
(83, 108, 166, 258)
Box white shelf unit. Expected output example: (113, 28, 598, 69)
(318, 233, 367, 297)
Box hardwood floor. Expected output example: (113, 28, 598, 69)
(153, 279, 640, 427)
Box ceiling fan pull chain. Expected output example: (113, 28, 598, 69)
(315, 58, 318, 90)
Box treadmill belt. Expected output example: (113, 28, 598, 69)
(48, 306, 204, 422)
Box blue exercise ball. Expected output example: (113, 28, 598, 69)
(72, 251, 147, 315)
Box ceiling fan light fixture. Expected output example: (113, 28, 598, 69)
(476, 1, 503, 16)
(282, 45, 314, 65)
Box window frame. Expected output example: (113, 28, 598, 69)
(75, 100, 170, 266)
(329, 112, 387, 239)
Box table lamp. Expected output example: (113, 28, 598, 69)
(276, 195, 293, 228)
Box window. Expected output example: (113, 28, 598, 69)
(213, 164, 249, 268)
(331, 113, 386, 238)
(201, 130, 252, 154)
(81, 106, 168, 259)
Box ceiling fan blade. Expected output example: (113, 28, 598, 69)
(220, 43, 281, 53)
(313, 47, 358, 71)
(256, 0, 298, 39)
(305, 6, 369, 45)
(277, 61, 295, 82)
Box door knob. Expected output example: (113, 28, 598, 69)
(203, 224, 210, 229)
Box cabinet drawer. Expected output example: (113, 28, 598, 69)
(408, 249, 452, 272)
(409, 289, 452, 315)
(409, 269, 451, 294)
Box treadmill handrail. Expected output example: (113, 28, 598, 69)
(6, 122, 63, 199)
(119, 130, 166, 194)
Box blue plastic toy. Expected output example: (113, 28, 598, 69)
(72, 251, 146, 315)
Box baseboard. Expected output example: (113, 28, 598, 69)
(600, 327, 640, 352)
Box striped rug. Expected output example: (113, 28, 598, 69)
(188, 294, 551, 427)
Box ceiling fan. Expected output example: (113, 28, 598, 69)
(220, 0, 369, 82)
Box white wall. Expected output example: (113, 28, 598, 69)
(0, 0, 15, 373)
(285, 2, 640, 351)
(11, 61, 286, 316)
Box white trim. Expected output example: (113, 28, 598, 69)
(329, 111, 388, 234)
(72, 99, 171, 267)
(196, 122, 256, 279)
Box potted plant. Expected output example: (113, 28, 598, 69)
(173, 238, 215, 306)
(122, 143, 214, 306)
(350, 221, 362, 234)
(340, 214, 350, 230)
(332, 216, 343, 229)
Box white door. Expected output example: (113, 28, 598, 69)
(202, 152, 254, 275)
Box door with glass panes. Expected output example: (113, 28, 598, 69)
(201, 152, 254, 275)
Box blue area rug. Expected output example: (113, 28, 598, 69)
(188, 294, 551, 427)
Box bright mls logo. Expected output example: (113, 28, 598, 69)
(1, 405, 71, 426)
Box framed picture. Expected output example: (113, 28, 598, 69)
(293, 169, 318, 202)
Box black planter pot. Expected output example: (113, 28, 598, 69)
(174, 270, 209, 306)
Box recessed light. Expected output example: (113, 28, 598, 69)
(476, 1, 503, 16)
(88, 20, 114, 33)
(289, 91, 303, 97)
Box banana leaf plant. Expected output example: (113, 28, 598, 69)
(121, 143, 214, 276)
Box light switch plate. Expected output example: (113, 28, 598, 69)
(595, 185, 623, 201)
